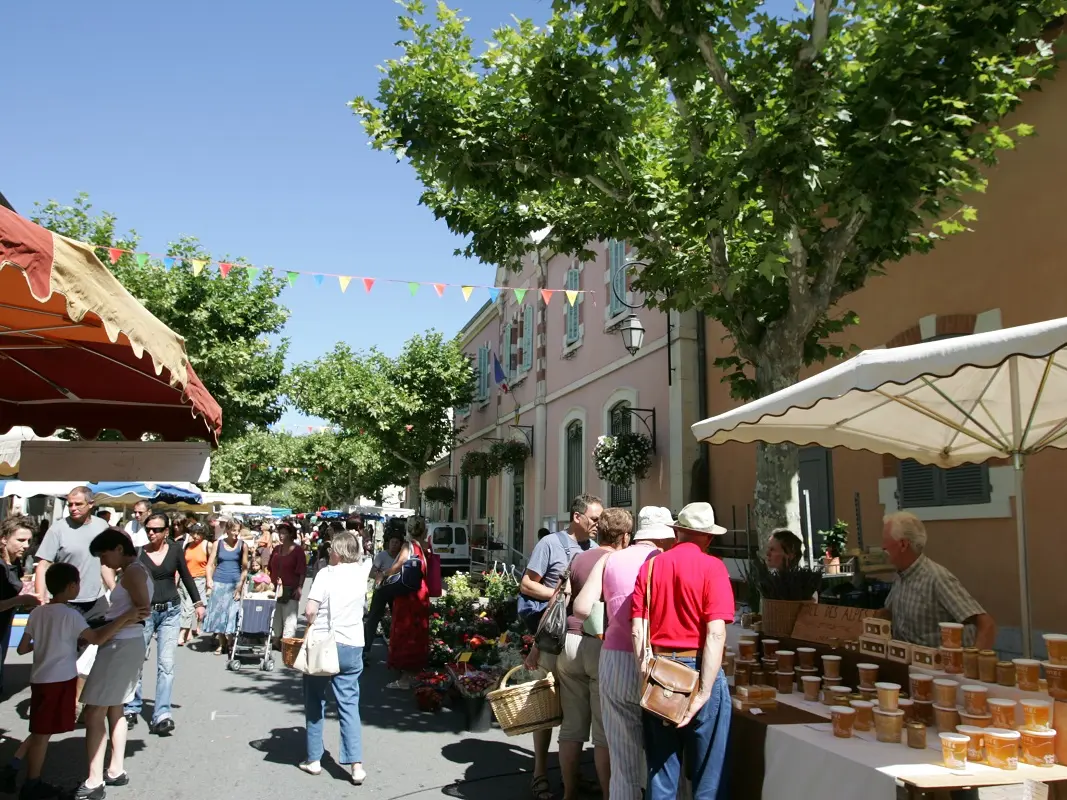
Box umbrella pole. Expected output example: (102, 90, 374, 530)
(1013, 454, 1033, 659)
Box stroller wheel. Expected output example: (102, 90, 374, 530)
(262, 659, 276, 672)
(228, 659, 242, 672)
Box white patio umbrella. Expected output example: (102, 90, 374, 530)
(691, 316, 1067, 658)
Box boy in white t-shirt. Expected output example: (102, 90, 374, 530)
(13, 563, 143, 800)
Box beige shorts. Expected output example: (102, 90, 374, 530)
(556, 632, 606, 746)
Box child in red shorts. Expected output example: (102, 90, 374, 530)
(14, 563, 143, 800)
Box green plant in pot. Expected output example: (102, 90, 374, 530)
(819, 519, 849, 574)
(753, 557, 824, 637)
(423, 485, 456, 505)
(461, 450, 499, 478)
(488, 439, 530, 473)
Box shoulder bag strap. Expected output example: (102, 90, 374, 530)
(644, 557, 656, 655)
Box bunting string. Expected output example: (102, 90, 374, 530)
(95, 245, 591, 306)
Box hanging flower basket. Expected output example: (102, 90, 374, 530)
(423, 485, 456, 505)
(461, 450, 498, 478)
(593, 432, 653, 485)
(489, 439, 530, 473)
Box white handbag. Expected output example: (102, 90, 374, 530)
(294, 627, 339, 676)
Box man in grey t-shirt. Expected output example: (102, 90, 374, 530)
(34, 486, 112, 614)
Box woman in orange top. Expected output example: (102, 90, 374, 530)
(178, 522, 210, 645)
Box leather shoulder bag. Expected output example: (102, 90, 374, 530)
(638, 557, 701, 726)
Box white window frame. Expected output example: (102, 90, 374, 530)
(476, 345, 490, 405)
(557, 406, 587, 520)
(503, 322, 513, 384)
(521, 304, 534, 374)
(562, 262, 585, 357)
(605, 239, 630, 326)
(601, 387, 639, 511)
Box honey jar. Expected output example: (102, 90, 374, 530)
(996, 660, 1016, 687)
(962, 648, 980, 680)
(906, 721, 927, 749)
(977, 650, 998, 683)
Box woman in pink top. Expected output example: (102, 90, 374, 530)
(573, 507, 676, 800)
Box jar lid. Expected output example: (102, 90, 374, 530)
(979, 649, 996, 655)
(906, 721, 926, 729)
(985, 728, 1021, 740)
(996, 660, 1013, 667)
(963, 647, 979, 653)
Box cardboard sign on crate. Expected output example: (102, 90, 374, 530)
(790, 604, 880, 645)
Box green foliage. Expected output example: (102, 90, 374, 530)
(460, 450, 498, 478)
(739, 557, 763, 613)
(32, 194, 290, 439)
(287, 331, 474, 491)
(818, 518, 850, 558)
(753, 556, 824, 601)
(488, 439, 530, 473)
(443, 572, 480, 609)
(423, 485, 456, 505)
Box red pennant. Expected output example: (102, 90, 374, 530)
(307, 426, 313, 433)
(108, 248, 123, 265)
(433, 283, 446, 297)
(362, 277, 375, 293)
(541, 289, 554, 305)
(219, 262, 233, 277)
(251, 463, 258, 470)
(405, 424, 414, 431)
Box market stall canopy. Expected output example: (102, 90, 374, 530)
(0, 206, 222, 442)
(691, 317, 1067, 466)
(0, 426, 62, 477)
(0, 480, 202, 504)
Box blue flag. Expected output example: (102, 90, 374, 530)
(492, 351, 509, 393)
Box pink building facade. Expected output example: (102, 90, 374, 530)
(421, 236, 704, 565)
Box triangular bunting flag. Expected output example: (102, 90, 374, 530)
(192, 259, 207, 276)
(338, 276, 351, 293)
(433, 283, 446, 297)
(219, 262, 233, 278)
(541, 289, 553, 305)
(461, 286, 474, 302)
(108, 248, 124, 265)
(135, 253, 149, 268)
(286, 271, 299, 287)
(314, 274, 325, 287)
(408, 282, 419, 296)
(488, 287, 499, 302)
(514, 288, 527, 303)
(362, 277, 375, 293)
(163, 257, 175, 270)
(246, 267, 259, 282)
(565, 290, 579, 306)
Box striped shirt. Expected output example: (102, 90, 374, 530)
(884, 554, 985, 648)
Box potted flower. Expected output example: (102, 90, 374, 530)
(593, 432, 653, 486)
(423, 485, 456, 505)
(819, 520, 849, 574)
(488, 439, 530, 473)
(414, 686, 443, 712)
(461, 450, 498, 478)
(455, 670, 496, 731)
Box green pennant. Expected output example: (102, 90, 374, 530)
(513, 288, 527, 303)
(135, 253, 149, 268)
(286, 271, 299, 287)
(408, 282, 420, 296)
(246, 267, 259, 283)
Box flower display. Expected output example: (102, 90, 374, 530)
(455, 670, 495, 698)
(593, 432, 653, 485)
(414, 686, 443, 712)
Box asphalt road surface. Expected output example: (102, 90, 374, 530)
(0, 601, 591, 800)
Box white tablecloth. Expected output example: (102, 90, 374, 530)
(764, 721, 1064, 800)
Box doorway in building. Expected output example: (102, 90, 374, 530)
(798, 446, 834, 562)
(512, 460, 526, 557)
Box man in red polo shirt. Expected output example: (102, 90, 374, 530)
(631, 502, 733, 800)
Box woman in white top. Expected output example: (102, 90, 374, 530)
(78, 528, 152, 799)
(298, 532, 373, 786)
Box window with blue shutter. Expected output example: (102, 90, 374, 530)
(898, 459, 990, 508)
(608, 239, 627, 317)
(502, 323, 513, 383)
(477, 346, 489, 401)
(522, 304, 534, 372)
(565, 268, 580, 345)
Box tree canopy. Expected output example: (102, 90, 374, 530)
(33, 194, 290, 441)
(354, 0, 1062, 532)
(287, 330, 475, 503)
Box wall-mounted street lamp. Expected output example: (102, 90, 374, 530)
(610, 259, 674, 384)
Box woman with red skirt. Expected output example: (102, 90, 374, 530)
(384, 516, 431, 690)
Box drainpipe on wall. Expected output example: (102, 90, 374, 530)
(690, 311, 712, 504)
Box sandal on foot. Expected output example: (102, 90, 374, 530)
(531, 774, 554, 800)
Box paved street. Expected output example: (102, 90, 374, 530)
(0, 635, 587, 800)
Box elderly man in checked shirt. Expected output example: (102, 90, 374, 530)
(881, 512, 997, 650)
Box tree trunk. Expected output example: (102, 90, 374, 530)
(752, 337, 805, 548)
(405, 469, 422, 512)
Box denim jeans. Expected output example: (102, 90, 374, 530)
(124, 602, 181, 723)
(304, 643, 364, 765)
(642, 660, 731, 800)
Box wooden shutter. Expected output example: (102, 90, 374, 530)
(899, 460, 939, 508)
(942, 464, 990, 505)
(522, 304, 534, 372)
(565, 268, 580, 344)
(899, 459, 990, 507)
(502, 324, 512, 384)
(509, 321, 519, 378)
(608, 239, 626, 317)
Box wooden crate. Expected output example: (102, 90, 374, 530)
(859, 635, 888, 659)
(862, 618, 892, 641)
(911, 644, 942, 669)
(888, 640, 912, 664)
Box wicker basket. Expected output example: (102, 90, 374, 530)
(759, 599, 814, 638)
(486, 665, 561, 736)
(281, 637, 304, 669)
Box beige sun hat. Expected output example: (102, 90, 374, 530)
(632, 507, 676, 541)
(670, 502, 728, 536)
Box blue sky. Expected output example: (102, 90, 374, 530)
(1, 0, 552, 429)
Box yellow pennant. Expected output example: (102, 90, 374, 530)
(191, 259, 207, 276)
(565, 290, 579, 307)
(461, 286, 474, 302)
(338, 276, 352, 293)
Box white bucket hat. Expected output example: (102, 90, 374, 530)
(670, 502, 728, 537)
(632, 506, 676, 541)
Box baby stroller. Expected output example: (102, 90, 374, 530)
(228, 594, 277, 672)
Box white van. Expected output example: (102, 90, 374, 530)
(428, 522, 469, 573)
